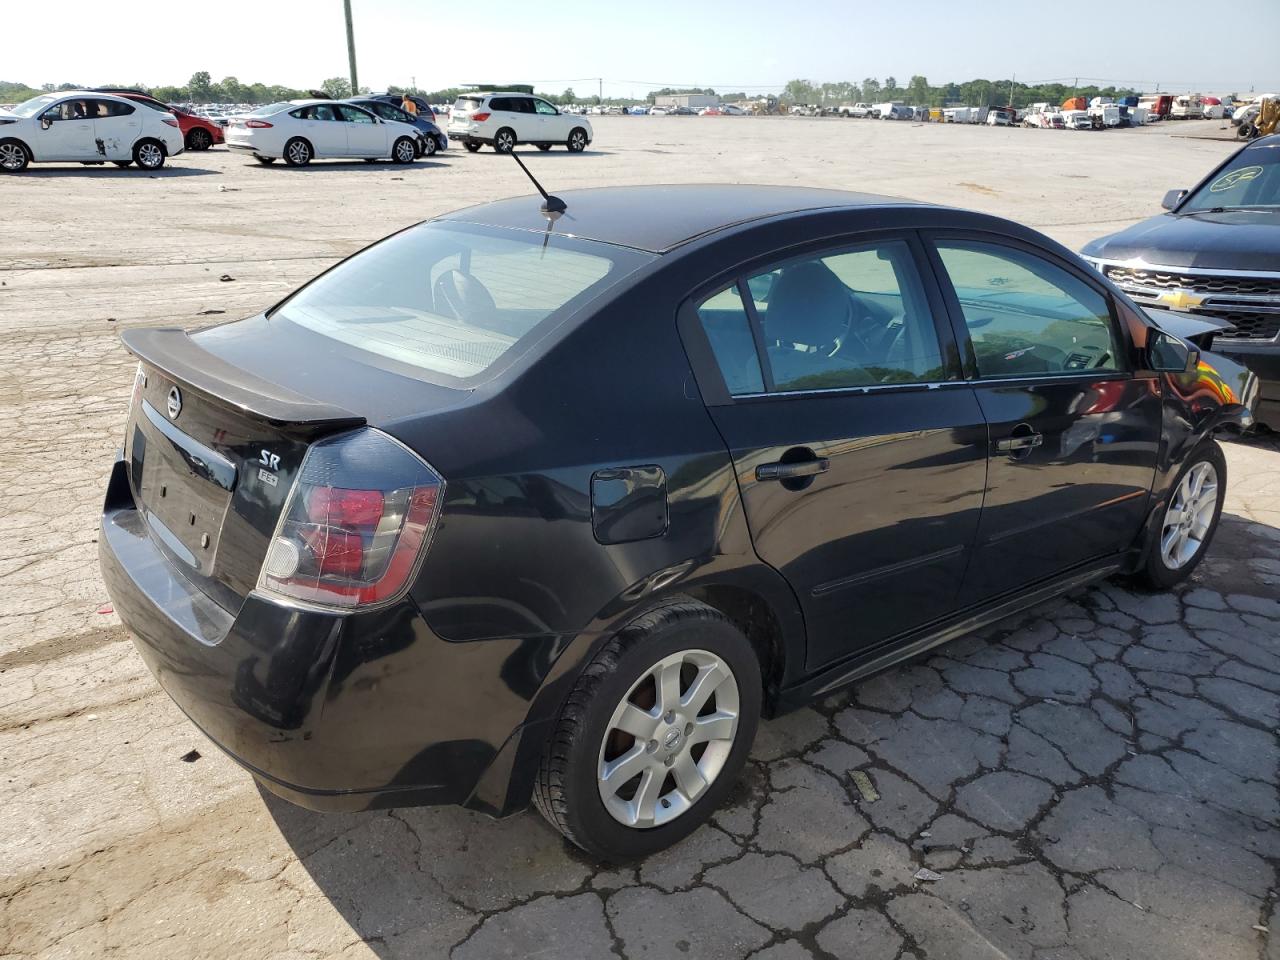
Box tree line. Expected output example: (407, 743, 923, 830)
(781, 76, 1142, 109)
(3, 73, 1154, 110)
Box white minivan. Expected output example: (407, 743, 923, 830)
(0, 91, 184, 171)
(448, 93, 593, 153)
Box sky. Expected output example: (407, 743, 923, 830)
(5, 0, 1279, 98)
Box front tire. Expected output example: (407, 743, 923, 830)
(1136, 441, 1226, 589)
(464, 141, 482, 153)
(533, 598, 761, 861)
(186, 128, 213, 151)
(133, 139, 166, 170)
(0, 139, 30, 171)
(493, 127, 516, 153)
(567, 127, 588, 152)
(392, 136, 417, 164)
(284, 137, 312, 167)
(421, 136, 437, 157)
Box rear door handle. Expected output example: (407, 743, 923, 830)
(756, 458, 830, 481)
(995, 433, 1043, 453)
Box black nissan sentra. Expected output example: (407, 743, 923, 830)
(100, 185, 1257, 860)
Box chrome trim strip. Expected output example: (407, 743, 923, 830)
(1086, 255, 1280, 281)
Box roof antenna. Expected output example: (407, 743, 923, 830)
(510, 152, 567, 217)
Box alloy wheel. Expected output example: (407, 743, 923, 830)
(0, 143, 25, 170)
(395, 138, 415, 162)
(496, 131, 515, 152)
(570, 130, 586, 151)
(1161, 461, 1218, 569)
(287, 140, 310, 165)
(137, 143, 164, 169)
(191, 129, 211, 150)
(596, 648, 740, 829)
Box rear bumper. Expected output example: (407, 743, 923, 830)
(99, 457, 552, 814)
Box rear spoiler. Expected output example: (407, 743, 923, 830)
(120, 328, 366, 434)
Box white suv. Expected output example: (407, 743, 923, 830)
(0, 91, 185, 172)
(448, 93, 592, 154)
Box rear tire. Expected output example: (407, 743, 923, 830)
(533, 597, 761, 862)
(186, 128, 213, 151)
(1135, 441, 1226, 589)
(133, 139, 166, 170)
(421, 136, 437, 157)
(567, 127, 588, 152)
(392, 136, 417, 164)
(254, 155, 275, 165)
(536, 143, 552, 151)
(464, 141, 482, 153)
(493, 127, 516, 153)
(113, 161, 132, 168)
(284, 137, 312, 167)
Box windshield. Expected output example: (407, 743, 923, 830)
(1180, 145, 1280, 213)
(271, 222, 655, 382)
(9, 94, 60, 118)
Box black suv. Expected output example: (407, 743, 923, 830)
(1082, 134, 1280, 428)
(100, 185, 1255, 860)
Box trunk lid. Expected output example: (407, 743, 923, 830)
(121, 327, 367, 611)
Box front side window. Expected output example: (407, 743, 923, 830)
(338, 104, 374, 124)
(270, 222, 654, 382)
(748, 240, 945, 392)
(936, 241, 1123, 378)
(535, 99, 558, 116)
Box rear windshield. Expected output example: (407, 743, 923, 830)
(270, 222, 654, 382)
(248, 101, 294, 117)
(453, 97, 483, 112)
(1180, 144, 1280, 213)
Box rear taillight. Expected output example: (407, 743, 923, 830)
(259, 429, 444, 609)
(246, 120, 273, 128)
(470, 112, 490, 122)
(162, 117, 179, 127)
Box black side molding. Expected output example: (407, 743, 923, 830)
(120, 328, 366, 434)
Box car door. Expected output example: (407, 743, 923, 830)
(31, 98, 97, 160)
(681, 235, 989, 671)
(91, 99, 140, 161)
(508, 97, 539, 140)
(533, 98, 567, 141)
(925, 234, 1161, 601)
(337, 104, 385, 156)
(297, 104, 347, 156)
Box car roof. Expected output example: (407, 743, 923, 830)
(437, 184, 925, 254)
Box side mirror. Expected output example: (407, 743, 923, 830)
(1148, 329, 1200, 373)
(1161, 188, 1187, 210)
(40, 117, 54, 130)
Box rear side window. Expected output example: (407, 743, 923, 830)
(103, 100, 136, 117)
(272, 223, 655, 382)
(935, 241, 1122, 378)
(697, 286, 765, 395)
(489, 97, 512, 111)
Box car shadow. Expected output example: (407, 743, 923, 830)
(258, 782, 596, 953)
(18, 164, 220, 178)
(466, 148, 613, 158)
(246, 159, 450, 171)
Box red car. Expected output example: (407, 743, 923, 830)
(91, 88, 224, 151)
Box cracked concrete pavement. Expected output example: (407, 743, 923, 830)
(1, 118, 1277, 959)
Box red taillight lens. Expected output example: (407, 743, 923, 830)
(259, 429, 444, 609)
(162, 117, 179, 127)
(470, 112, 490, 122)
(246, 120, 274, 128)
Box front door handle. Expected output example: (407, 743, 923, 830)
(756, 458, 830, 481)
(995, 432, 1044, 454)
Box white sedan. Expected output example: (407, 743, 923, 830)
(0, 91, 184, 172)
(225, 100, 423, 166)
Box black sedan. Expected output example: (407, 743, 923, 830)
(1082, 134, 1280, 428)
(100, 185, 1256, 861)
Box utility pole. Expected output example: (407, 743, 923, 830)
(1009, 74, 1015, 107)
(344, 0, 358, 95)
(411, 75, 416, 93)
(598, 77, 603, 102)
